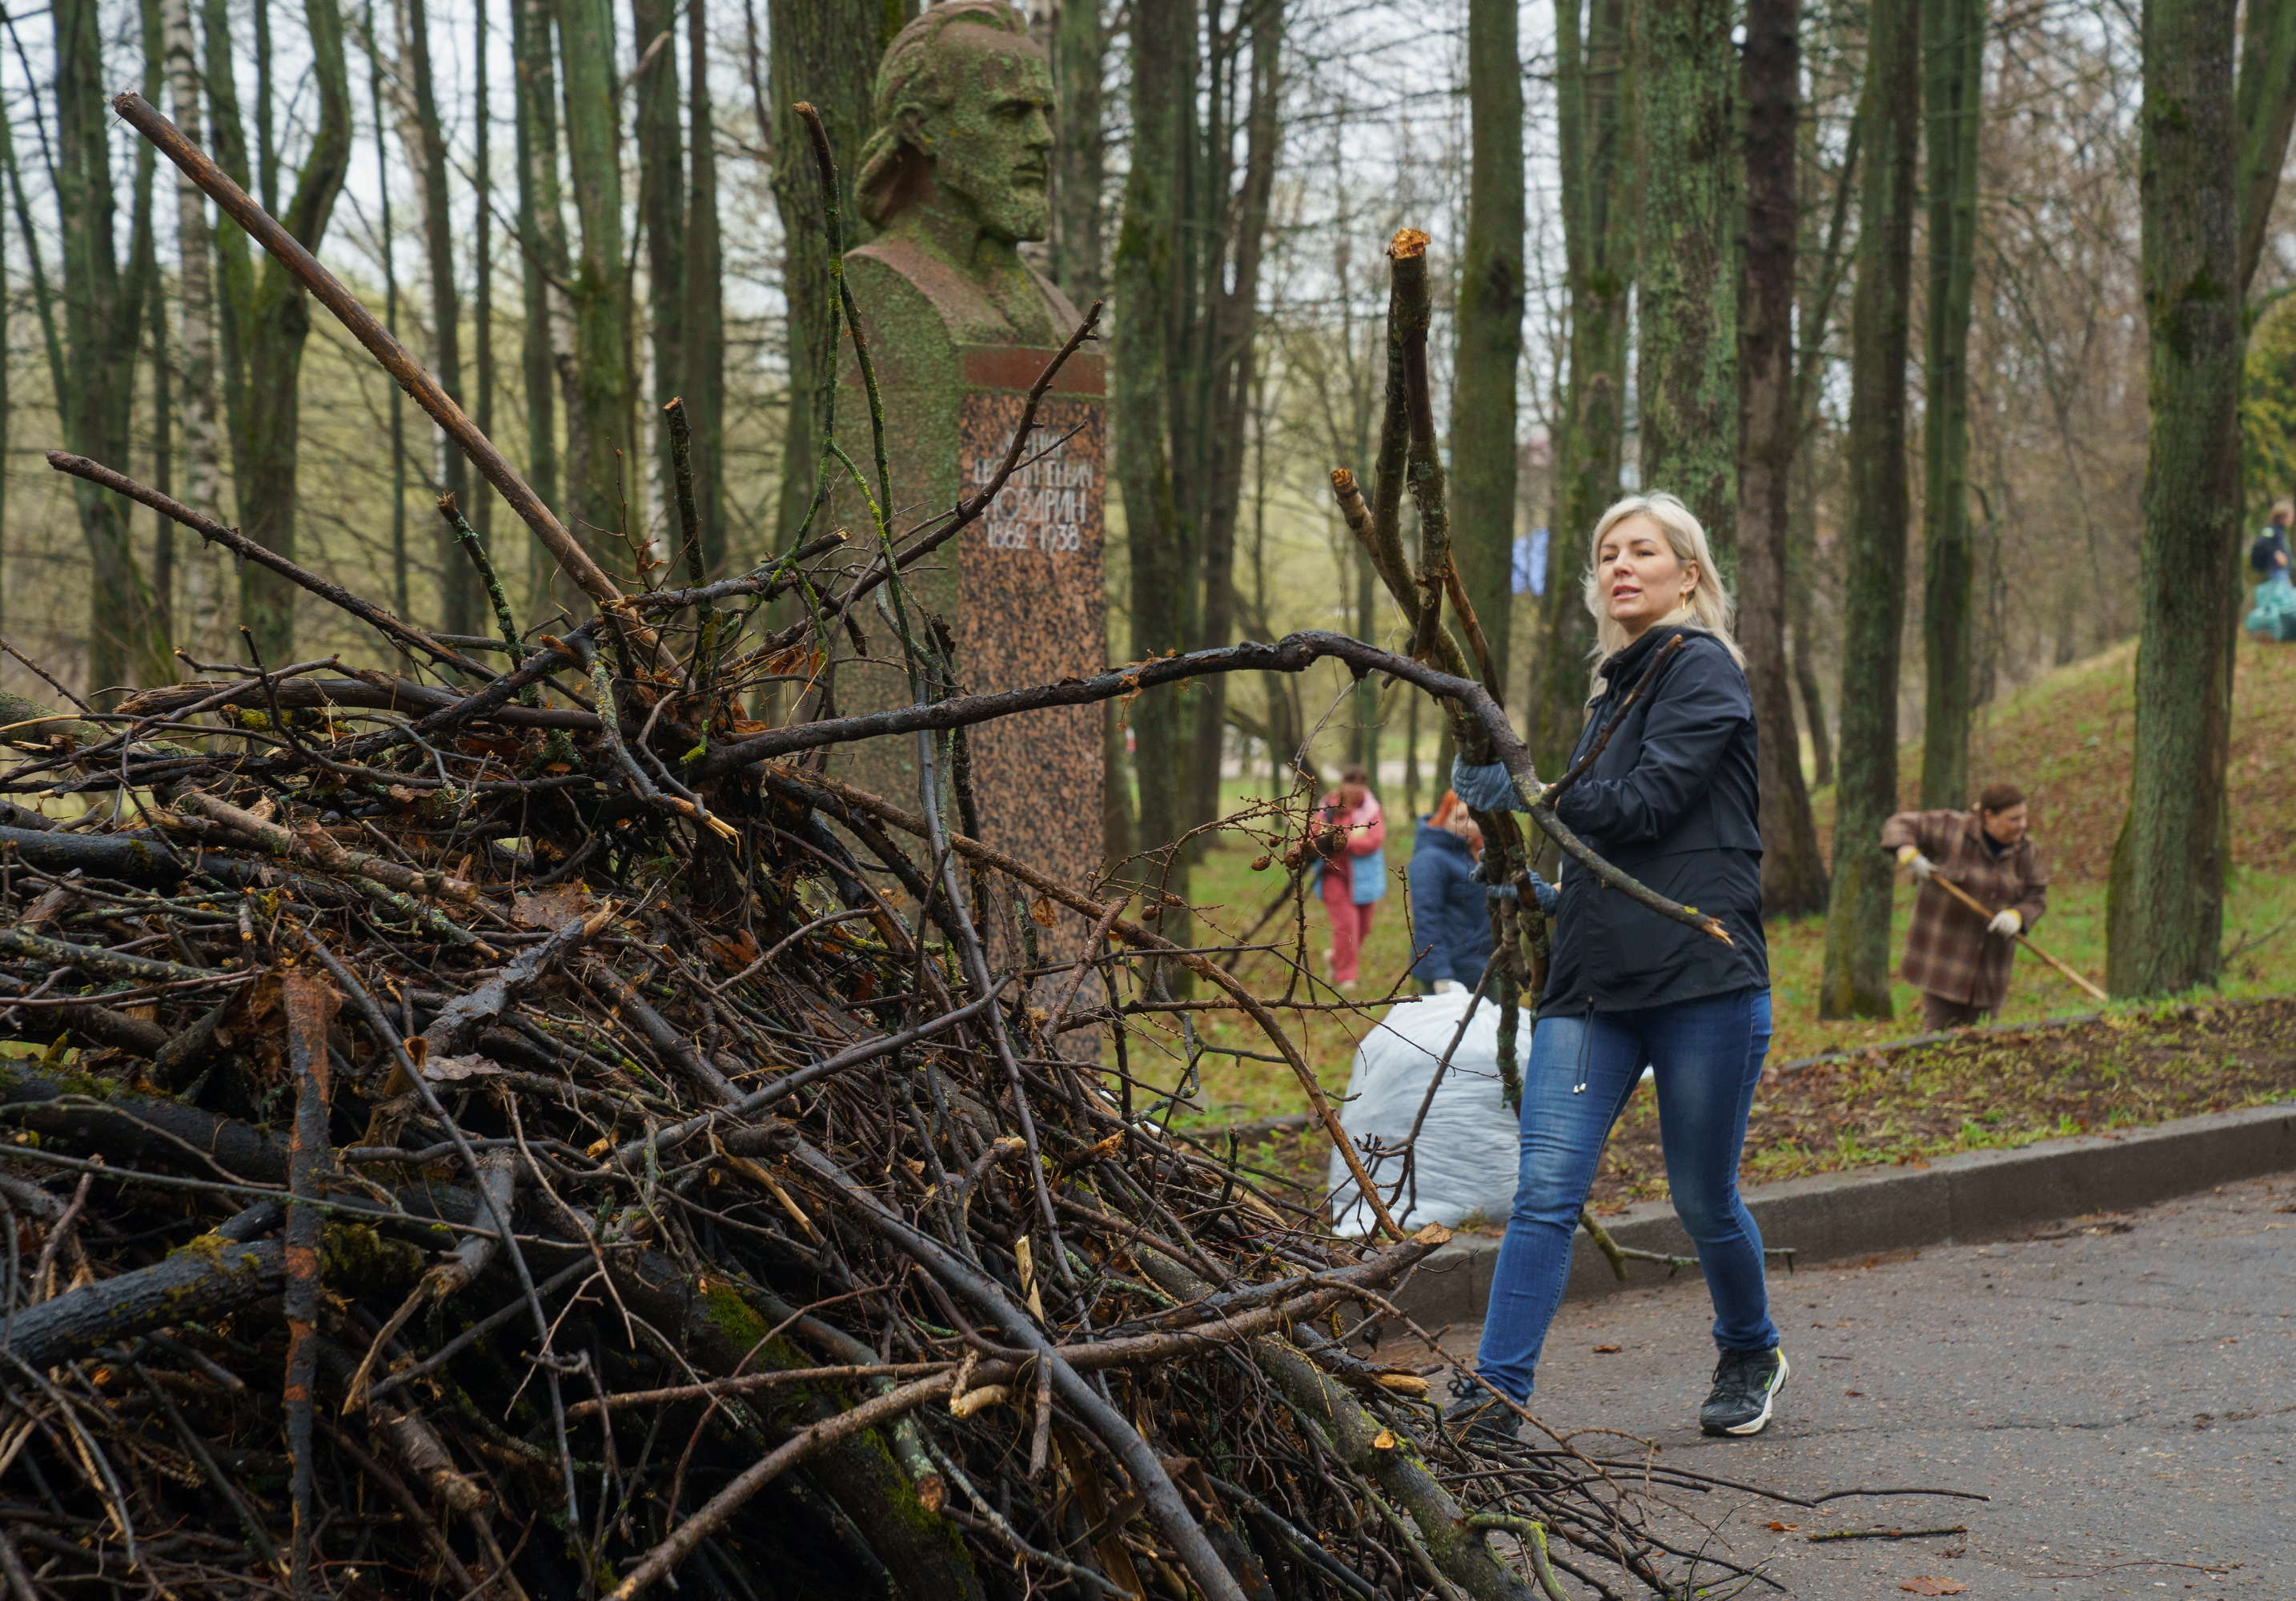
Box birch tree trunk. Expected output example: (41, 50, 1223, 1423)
(1817, 0, 1919, 1020)
(1534, 0, 1628, 776)
(633, 0, 684, 561)
(161, 0, 223, 650)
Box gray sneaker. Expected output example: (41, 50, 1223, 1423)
(1699, 1346, 1789, 1436)
(1439, 1373, 1519, 1449)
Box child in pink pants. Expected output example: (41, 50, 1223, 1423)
(1312, 766, 1387, 988)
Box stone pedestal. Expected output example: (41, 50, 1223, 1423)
(827, 240, 1106, 917)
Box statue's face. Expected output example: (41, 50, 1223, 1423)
(911, 26, 1055, 243)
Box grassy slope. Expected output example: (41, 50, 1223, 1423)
(1174, 635, 2296, 1126)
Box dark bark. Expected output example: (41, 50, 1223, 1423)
(1736, 0, 1824, 916)
(767, 0, 896, 548)
(1629, 0, 1738, 562)
(56, 0, 171, 697)
(2106, 0, 2241, 996)
(1183, 2, 1283, 844)
(1818, 0, 1919, 1019)
(1115, 0, 1193, 893)
(1051, 0, 1104, 307)
(2235, 0, 2296, 297)
(683, 0, 726, 579)
(512, 0, 566, 611)
(557, 0, 631, 564)
(1450, 0, 1525, 692)
(207, 0, 353, 664)
(1918, 0, 1985, 809)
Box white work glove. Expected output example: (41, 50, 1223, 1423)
(1988, 909, 2022, 938)
(1433, 979, 1467, 997)
(1896, 845, 1935, 881)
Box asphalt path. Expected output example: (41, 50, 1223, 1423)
(1411, 1173, 2296, 1598)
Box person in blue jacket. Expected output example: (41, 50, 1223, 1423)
(1407, 791, 1557, 993)
(1440, 491, 1784, 1444)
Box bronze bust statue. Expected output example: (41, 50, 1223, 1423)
(849, 2, 1078, 348)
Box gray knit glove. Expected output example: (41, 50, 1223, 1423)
(1449, 756, 1522, 813)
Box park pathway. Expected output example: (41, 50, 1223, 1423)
(1411, 1173, 2296, 1597)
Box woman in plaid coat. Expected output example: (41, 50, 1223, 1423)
(1881, 781, 2049, 1033)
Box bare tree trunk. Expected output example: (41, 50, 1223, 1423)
(137, 0, 174, 646)
(557, 0, 631, 563)
(1629, 0, 1736, 562)
(1051, 0, 1104, 307)
(473, 0, 496, 569)
(1185, 2, 1282, 843)
(767, 0, 894, 548)
(2235, 0, 2296, 296)
(1737, 0, 1824, 914)
(161, 0, 223, 648)
(683, 0, 725, 580)
(367, 27, 411, 618)
(1918, 0, 1985, 809)
(210, 0, 353, 664)
(1450, 0, 1524, 689)
(633, 0, 684, 564)
(1116, 0, 1193, 909)
(56, 0, 170, 696)
(2106, 0, 2242, 996)
(1535, 0, 1628, 776)
(1818, 0, 1918, 1019)
(395, 0, 476, 632)
(512, 0, 566, 611)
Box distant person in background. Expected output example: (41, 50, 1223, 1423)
(1881, 782, 2050, 1034)
(1311, 764, 1387, 990)
(2246, 500, 2296, 643)
(1408, 791, 1555, 994)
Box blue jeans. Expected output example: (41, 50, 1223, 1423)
(1475, 987, 1777, 1401)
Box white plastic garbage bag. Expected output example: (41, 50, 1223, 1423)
(1326, 989, 1521, 1238)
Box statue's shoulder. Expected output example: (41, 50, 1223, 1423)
(846, 239, 989, 337)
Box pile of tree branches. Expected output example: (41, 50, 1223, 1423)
(0, 97, 1799, 1601)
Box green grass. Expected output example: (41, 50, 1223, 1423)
(1164, 813, 2296, 1129)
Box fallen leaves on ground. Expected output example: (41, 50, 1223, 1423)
(1901, 1579, 1969, 1595)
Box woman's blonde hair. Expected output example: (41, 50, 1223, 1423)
(1578, 492, 1744, 681)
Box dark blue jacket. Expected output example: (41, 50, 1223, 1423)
(1408, 821, 1495, 987)
(1543, 624, 1769, 1017)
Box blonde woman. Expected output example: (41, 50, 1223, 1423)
(1443, 493, 1784, 1440)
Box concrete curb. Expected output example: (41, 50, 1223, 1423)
(1386, 1099, 2296, 1328)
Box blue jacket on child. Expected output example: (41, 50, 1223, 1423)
(1407, 821, 1494, 987)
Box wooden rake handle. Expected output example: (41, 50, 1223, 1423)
(1927, 869, 2109, 1003)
